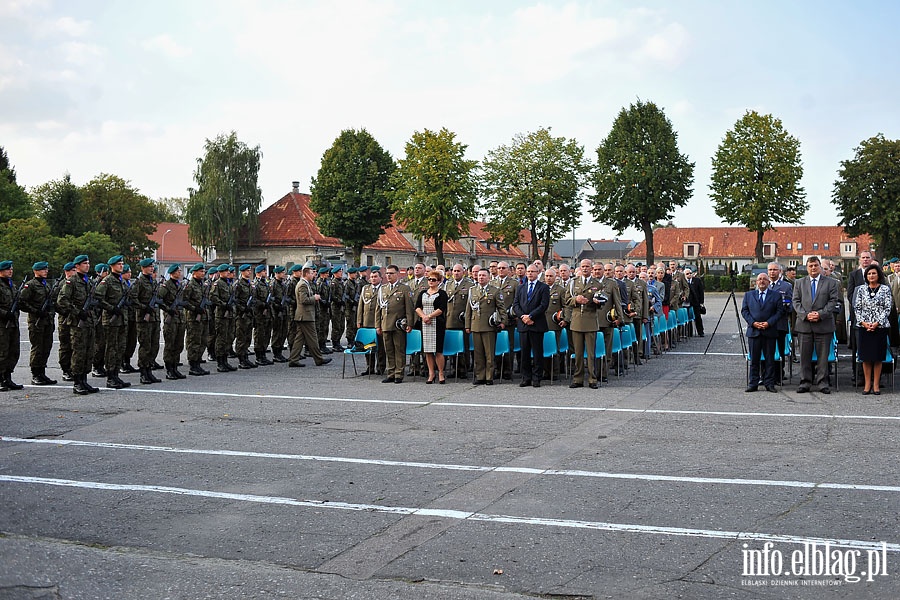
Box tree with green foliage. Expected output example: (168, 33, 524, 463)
(80, 173, 161, 262)
(0, 218, 58, 279)
(591, 101, 694, 265)
(310, 128, 396, 265)
(482, 127, 589, 262)
(52, 231, 119, 273)
(710, 110, 807, 263)
(832, 134, 900, 260)
(185, 131, 263, 262)
(0, 146, 33, 222)
(390, 128, 478, 266)
(31, 173, 85, 237)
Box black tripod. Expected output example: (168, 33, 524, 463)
(704, 274, 746, 356)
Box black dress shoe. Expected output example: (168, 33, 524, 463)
(519, 380, 532, 387)
(745, 386, 758, 393)
(533, 381, 541, 388)
(819, 387, 831, 394)
(316, 358, 333, 366)
(766, 385, 777, 393)
(473, 380, 484, 386)
(589, 382, 599, 389)
(601, 377, 609, 383)
(381, 377, 395, 383)
(288, 361, 305, 367)
(394, 378, 403, 384)
(797, 386, 810, 393)
(485, 380, 493, 385)
(569, 382, 583, 388)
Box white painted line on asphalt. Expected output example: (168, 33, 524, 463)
(2, 474, 896, 554)
(666, 351, 745, 356)
(26, 384, 900, 421)
(3, 437, 898, 493)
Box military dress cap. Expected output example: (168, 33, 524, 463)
(107, 255, 124, 265)
(167, 264, 181, 275)
(255, 265, 267, 273)
(357, 266, 368, 273)
(73, 254, 89, 265)
(331, 265, 343, 274)
(32, 261, 49, 271)
(0, 260, 12, 270)
(289, 264, 303, 273)
(318, 266, 329, 274)
(273, 266, 285, 273)
(122, 264, 131, 273)
(239, 264, 252, 272)
(348, 267, 358, 274)
(63, 262, 76, 271)
(95, 263, 109, 274)
(138, 258, 155, 268)
(189, 263, 206, 273)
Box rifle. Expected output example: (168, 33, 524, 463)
(76, 279, 99, 328)
(225, 281, 237, 316)
(5, 280, 25, 328)
(196, 281, 211, 322)
(163, 280, 186, 324)
(143, 279, 161, 322)
(37, 277, 64, 326)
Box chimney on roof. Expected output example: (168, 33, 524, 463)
(292, 181, 300, 193)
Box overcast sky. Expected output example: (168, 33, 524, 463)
(1, 0, 898, 242)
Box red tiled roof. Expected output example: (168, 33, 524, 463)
(151, 223, 203, 264)
(253, 191, 343, 248)
(627, 226, 874, 260)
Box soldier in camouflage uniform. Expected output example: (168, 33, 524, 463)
(285, 265, 302, 357)
(329, 265, 346, 351)
(93, 255, 131, 389)
(0, 260, 23, 391)
(182, 263, 210, 376)
(56, 255, 100, 395)
(316, 267, 332, 354)
(132, 258, 162, 384)
(269, 266, 289, 362)
(120, 264, 138, 374)
(251, 265, 274, 366)
(56, 262, 76, 381)
(158, 263, 187, 380)
(206, 265, 219, 361)
(211, 265, 237, 372)
(233, 264, 256, 369)
(18, 260, 58, 385)
(91, 263, 110, 378)
(344, 267, 361, 347)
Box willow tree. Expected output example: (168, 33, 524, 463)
(186, 132, 263, 262)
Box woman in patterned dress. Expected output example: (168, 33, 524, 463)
(415, 270, 448, 384)
(853, 264, 892, 395)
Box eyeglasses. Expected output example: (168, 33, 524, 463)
(427, 278, 438, 282)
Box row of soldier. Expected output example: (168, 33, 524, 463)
(0, 255, 701, 394)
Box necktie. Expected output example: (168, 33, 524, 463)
(759, 292, 764, 303)
(810, 278, 817, 299)
(528, 282, 534, 300)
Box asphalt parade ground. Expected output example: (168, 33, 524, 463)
(1, 292, 898, 599)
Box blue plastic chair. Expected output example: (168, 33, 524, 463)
(494, 329, 511, 382)
(556, 328, 570, 380)
(854, 333, 894, 392)
(342, 327, 378, 379)
(746, 342, 782, 386)
(594, 331, 607, 386)
(405, 330, 423, 379)
(810, 334, 839, 391)
(442, 330, 465, 381)
(542, 330, 559, 384)
(611, 328, 623, 378)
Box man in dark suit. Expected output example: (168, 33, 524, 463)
(742, 273, 782, 392)
(767, 262, 793, 380)
(684, 267, 705, 337)
(792, 256, 840, 394)
(512, 264, 550, 388)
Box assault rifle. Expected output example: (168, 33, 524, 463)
(144, 281, 161, 322)
(76, 279, 99, 328)
(196, 283, 211, 323)
(5, 280, 25, 327)
(37, 277, 64, 326)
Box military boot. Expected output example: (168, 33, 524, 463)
(238, 353, 257, 369)
(189, 361, 210, 376)
(31, 368, 57, 385)
(106, 369, 128, 389)
(61, 371, 74, 382)
(91, 364, 106, 378)
(255, 351, 273, 366)
(217, 356, 236, 373)
(73, 374, 92, 395)
(120, 361, 138, 374)
(272, 349, 288, 363)
(165, 364, 181, 380)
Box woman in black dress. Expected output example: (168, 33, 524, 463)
(415, 270, 448, 384)
(853, 264, 892, 394)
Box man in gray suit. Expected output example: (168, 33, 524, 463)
(791, 256, 839, 394)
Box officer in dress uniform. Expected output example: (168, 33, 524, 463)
(251, 265, 274, 366)
(232, 264, 256, 369)
(542, 267, 570, 379)
(444, 263, 474, 378)
(158, 263, 187, 380)
(595, 266, 623, 382)
(289, 265, 333, 368)
(56, 262, 77, 381)
(57, 255, 100, 395)
(466, 268, 506, 385)
(376, 265, 414, 384)
(285, 265, 302, 356)
(567, 260, 604, 389)
(94, 255, 132, 389)
(182, 263, 210, 376)
(19, 260, 58, 385)
(356, 267, 386, 376)
(626, 264, 650, 360)
(270, 266, 290, 363)
(493, 261, 518, 379)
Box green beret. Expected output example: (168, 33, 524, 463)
(63, 262, 76, 271)
(348, 267, 358, 274)
(331, 265, 343, 274)
(318, 266, 329, 274)
(32, 261, 49, 271)
(254, 265, 267, 274)
(239, 264, 252, 272)
(73, 254, 89, 265)
(357, 266, 368, 273)
(107, 255, 124, 265)
(289, 264, 303, 273)
(273, 266, 285, 273)
(95, 263, 109, 274)
(189, 263, 206, 273)
(225, 265, 236, 273)
(138, 258, 155, 268)
(890, 257, 899, 263)
(0, 260, 12, 270)
(370, 265, 381, 272)
(122, 264, 131, 273)
(166, 264, 181, 275)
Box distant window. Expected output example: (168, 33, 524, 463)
(797, 242, 803, 250)
(385, 255, 392, 265)
(824, 243, 830, 250)
(786, 243, 792, 250)
(813, 243, 819, 250)
(683, 243, 699, 258)
(763, 243, 776, 258)
(367, 255, 373, 266)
